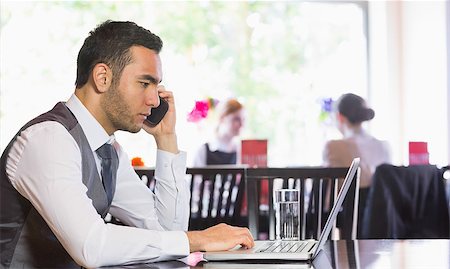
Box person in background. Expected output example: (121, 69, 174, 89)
(0, 20, 253, 269)
(191, 98, 245, 166)
(322, 93, 392, 235)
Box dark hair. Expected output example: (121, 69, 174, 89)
(75, 20, 163, 88)
(337, 93, 375, 124)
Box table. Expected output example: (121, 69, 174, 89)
(103, 239, 450, 269)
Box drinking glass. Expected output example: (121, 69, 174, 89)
(274, 189, 300, 240)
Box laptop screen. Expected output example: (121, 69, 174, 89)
(312, 157, 360, 258)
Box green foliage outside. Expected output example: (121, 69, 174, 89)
(1, 1, 366, 165)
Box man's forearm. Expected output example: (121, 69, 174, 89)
(155, 133, 179, 154)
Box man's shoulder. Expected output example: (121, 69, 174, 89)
(19, 121, 76, 146)
(21, 119, 67, 133)
(6, 121, 80, 172)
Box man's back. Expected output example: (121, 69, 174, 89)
(0, 102, 103, 268)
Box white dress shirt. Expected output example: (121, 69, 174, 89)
(5, 94, 190, 268)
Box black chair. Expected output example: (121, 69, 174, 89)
(444, 166, 450, 211)
(134, 167, 155, 190)
(361, 164, 450, 239)
(185, 167, 246, 230)
(135, 166, 247, 231)
(246, 166, 360, 240)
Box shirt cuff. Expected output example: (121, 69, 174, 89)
(160, 231, 190, 257)
(155, 150, 187, 184)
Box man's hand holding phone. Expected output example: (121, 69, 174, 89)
(143, 86, 179, 154)
(145, 97, 168, 127)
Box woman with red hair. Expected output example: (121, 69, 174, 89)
(191, 98, 245, 166)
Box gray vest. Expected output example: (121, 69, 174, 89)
(0, 102, 114, 268)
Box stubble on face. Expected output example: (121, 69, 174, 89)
(101, 83, 142, 134)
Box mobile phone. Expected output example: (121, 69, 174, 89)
(145, 97, 169, 127)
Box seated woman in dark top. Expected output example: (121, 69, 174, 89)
(191, 98, 245, 166)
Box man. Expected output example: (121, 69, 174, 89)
(0, 20, 253, 268)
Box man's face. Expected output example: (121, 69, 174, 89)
(102, 46, 162, 133)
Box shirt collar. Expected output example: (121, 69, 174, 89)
(65, 94, 114, 151)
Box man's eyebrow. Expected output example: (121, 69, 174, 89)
(137, 74, 161, 84)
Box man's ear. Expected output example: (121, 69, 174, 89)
(92, 63, 112, 93)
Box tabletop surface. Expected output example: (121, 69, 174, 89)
(102, 239, 450, 269)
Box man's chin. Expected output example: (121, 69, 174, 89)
(129, 128, 141, 134)
(118, 124, 141, 134)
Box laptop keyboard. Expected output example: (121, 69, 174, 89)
(258, 241, 310, 253)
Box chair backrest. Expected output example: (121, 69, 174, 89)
(443, 166, 450, 213)
(246, 167, 360, 240)
(134, 168, 156, 190)
(361, 164, 450, 239)
(134, 166, 246, 231)
(185, 167, 246, 230)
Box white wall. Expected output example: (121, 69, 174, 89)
(369, 1, 449, 166)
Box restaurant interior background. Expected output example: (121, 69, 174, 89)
(1, 1, 449, 168)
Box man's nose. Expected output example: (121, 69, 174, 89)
(146, 89, 160, 108)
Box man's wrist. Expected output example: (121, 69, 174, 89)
(155, 133, 179, 154)
(186, 231, 203, 252)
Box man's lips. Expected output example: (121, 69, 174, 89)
(139, 113, 149, 121)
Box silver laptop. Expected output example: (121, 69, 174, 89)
(203, 250, 333, 269)
(203, 158, 360, 262)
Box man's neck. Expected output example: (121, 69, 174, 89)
(75, 88, 115, 135)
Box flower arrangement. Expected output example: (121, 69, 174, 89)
(187, 97, 219, 123)
(318, 97, 334, 124)
(131, 157, 145, 167)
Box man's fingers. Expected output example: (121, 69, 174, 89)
(232, 227, 254, 249)
(190, 223, 255, 252)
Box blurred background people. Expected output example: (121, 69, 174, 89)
(191, 98, 245, 166)
(322, 93, 392, 233)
